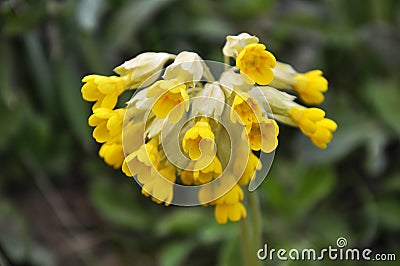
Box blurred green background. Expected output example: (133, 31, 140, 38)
(1, 0, 400, 265)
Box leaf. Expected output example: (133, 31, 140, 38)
(54, 58, 93, 151)
(295, 166, 335, 215)
(0, 199, 55, 266)
(24, 31, 55, 112)
(217, 236, 242, 266)
(106, 0, 176, 52)
(159, 241, 194, 266)
(89, 177, 151, 230)
(155, 208, 209, 236)
(376, 199, 400, 230)
(365, 79, 400, 137)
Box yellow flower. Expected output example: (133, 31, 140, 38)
(288, 107, 337, 149)
(214, 185, 247, 224)
(81, 75, 127, 110)
(215, 203, 247, 224)
(180, 170, 195, 185)
(230, 93, 262, 125)
(293, 70, 328, 105)
(122, 137, 160, 177)
(140, 163, 176, 206)
(99, 140, 124, 169)
(236, 43, 276, 85)
(238, 152, 262, 186)
(147, 80, 189, 122)
(309, 119, 338, 149)
(193, 156, 223, 184)
(182, 118, 215, 160)
(88, 108, 125, 143)
(246, 117, 279, 153)
(123, 138, 174, 206)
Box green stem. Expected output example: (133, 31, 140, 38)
(249, 191, 262, 256)
(240, 219, 253, 266)
(240, 191, 262, 266)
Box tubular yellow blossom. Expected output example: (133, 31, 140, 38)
(293, 70, 328, 105)
(238, 152, 262, 185)
(182, 118, 215, 160)
(310, 119, 338, 149)
(140, 163, 176, 206)
(147, 80, 189, 122)
(81, 75, 127, 110)
(288, 107, 337, 149)
(99, 140, 124, 169)
(230, 93, 262, 125)
(122, 137, 160, 178)
(88, 108, 125, 143)
(215, 203, 247, 224)
(236, 43, 276, 85)
(193, 156, 223, 184)
(214, 185, 247, 224)
(246, 117, 279, 153)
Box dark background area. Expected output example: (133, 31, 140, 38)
(1, 0, 400, 265)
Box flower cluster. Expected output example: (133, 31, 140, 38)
(81, 33, 337, 224)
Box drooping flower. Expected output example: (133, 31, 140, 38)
(88, 108, 125, 143)
(193, 156, 223, 184)
(236, 43, 276, 85)
(230, 93, 262, 125)
(81, 75, 128, 110)
(140, 163, 176, 206)
(99, 138, 124, 169)
(214, 185, 247, 224)
(288, 106, 337, 149)
(182, 118, 215, 160)
(293, 70, 328, 105)
(147, 79, 189, 123)
(238, 152, 262, 186)
(246, 117, 279, 153)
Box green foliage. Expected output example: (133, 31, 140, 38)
(1, 0, 400, 265)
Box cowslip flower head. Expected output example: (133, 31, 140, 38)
(236, 43, 277, 85)
(81, 32, 337, 224)
(81, 75, 128, 110)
